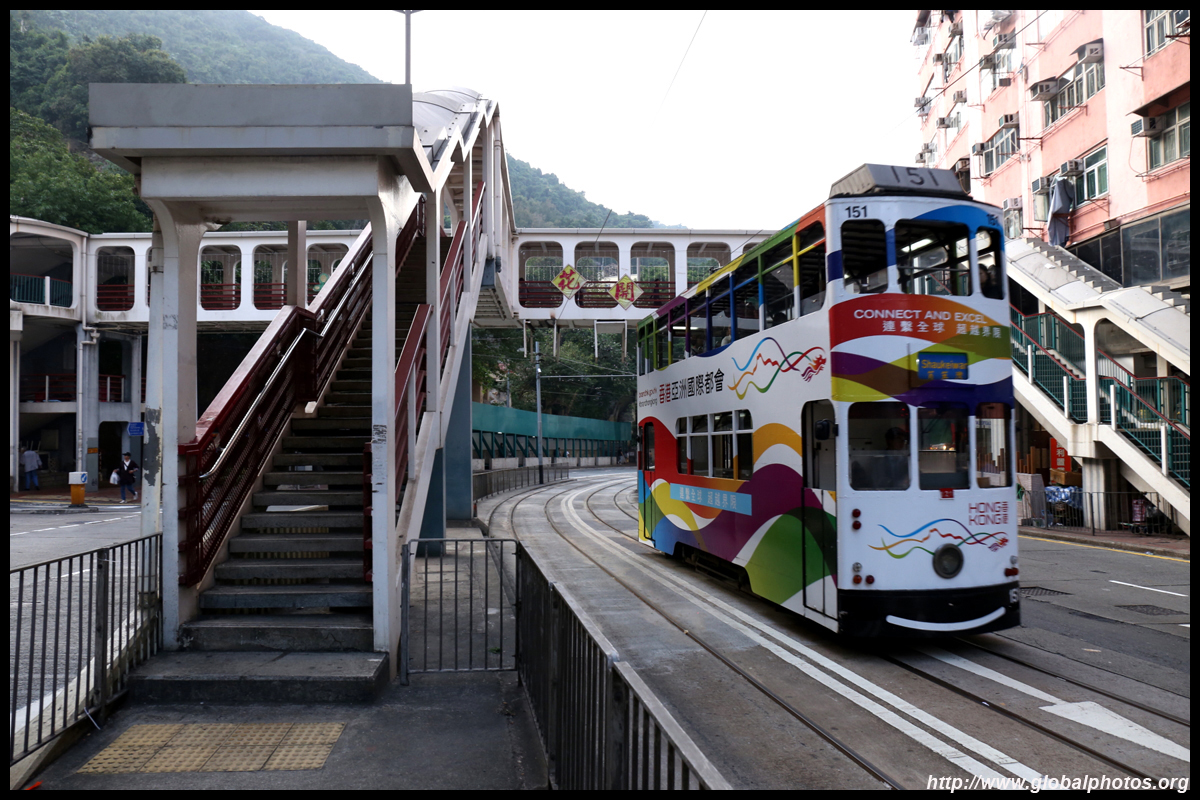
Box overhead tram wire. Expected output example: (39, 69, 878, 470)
(889, 9, 1049, 134)
(657, 10, 708, 115)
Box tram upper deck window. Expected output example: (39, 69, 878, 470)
(798, 237, 827, 316)
(687, 293, 707, 355)
(842, 220, 888, 294)
(896, 220, 971, 296)
(849, 402, 910, 490)
(733, 265, 761, 342)
(710, 289, 732, 348)
(654, 315, 669, 369)
(976, 402, 1012, 487)
(976, 228, 1005, 299)
(670, 306, 687, 361)
(918, 404, 969, 490)
(763, 261, 795, 329)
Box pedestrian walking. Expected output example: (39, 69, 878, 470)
(115, 452, 140, 503)
(21, 447, 42, 491)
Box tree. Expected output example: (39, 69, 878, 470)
(10, 107, 151, 233)
(38, 32, 186, 143)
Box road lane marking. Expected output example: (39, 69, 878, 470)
(1108, 580, 1187, 597)
(558, 484, 1049, 786)
(918, 647, 1189, 763)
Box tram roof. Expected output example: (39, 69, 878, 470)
(829, 164, 968, 200)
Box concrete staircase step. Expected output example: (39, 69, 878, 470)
(215, 557, 363, 581)
(129, 651, 387, 703)
(198, 583, 372, 609)
(263, 470, 363, 487)
(254, 490, 363, 507)
(323, 392, 371, 405)
(182, 614, 374, 652)
(229, 533, 364, 554)
(283, 435, 369, 451)
(329, 379, 371, 392)
(316, 406, 371, 419)
(242, 510, 364, 529)
(291, 417, 371, 432)
(273, 453, 367, 468)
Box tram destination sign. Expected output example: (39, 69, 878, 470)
(917, 350, 969, 380)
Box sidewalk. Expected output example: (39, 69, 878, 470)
(10, 485, 142, 513)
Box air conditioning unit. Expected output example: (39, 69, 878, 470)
(955, 157, 971, 174)
(979, 54, 996, 69)
(999, 113, 1019, 129)
(920, 142, 934, 153)
(952, 90, 968, 104)
(1130, 115, 1164, 137)
(933, 52, 946, 64)
(993, 32, 1016, 49)
(998, 77, 1013, 87)
(1030, 80, 1060, 101)
(971, 143, 985, 155)
(950, 20, 963, 36)
(916, 152, 928, 164)
(1031, 176, 1052, 194)
(912, 31, 930, 47)
(937, 117, 952, 129)
(982, 9, 1013, 32)
(1078, 41, 1103, 63)
(914, 96, 930, 108)
(1060, 159, 1084, 177)
(1003, 197, 1023, 211)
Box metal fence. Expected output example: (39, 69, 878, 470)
(401, 538, 518, 681)
(514, 545, 729, 789)
(1019, 489, 1182, 536)
(9, 535, 163, 765)
(399, 536, 728, 788)
(472, 465, 570, 501)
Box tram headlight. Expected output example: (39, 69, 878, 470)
(932, 544, 964, 579)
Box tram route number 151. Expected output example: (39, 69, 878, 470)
(846, 205, 869, 218)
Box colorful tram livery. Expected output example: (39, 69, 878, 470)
(636, 164, 1019, 637)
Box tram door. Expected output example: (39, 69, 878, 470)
(802, 401, 838, 618)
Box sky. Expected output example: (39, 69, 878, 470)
(248, 10, 921, 231)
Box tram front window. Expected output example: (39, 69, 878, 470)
(849, 402, 910, 490)
(918, 404, 969, 490)
(896, 220, 971, 296)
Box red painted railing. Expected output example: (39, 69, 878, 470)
(254, 283, 286, 310)
(518, 280, 563, 308)
(96, 283, 135, 311)
(633, 280, 675, 308)
(98, 374, 125, 403)
(19, 374, 75, 402)
(199, 283, 240, 310)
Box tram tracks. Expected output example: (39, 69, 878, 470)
(481, 473, 1189, 788)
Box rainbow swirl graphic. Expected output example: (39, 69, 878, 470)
(730, 338, 826, 399)
(869, 518, 1010, 558)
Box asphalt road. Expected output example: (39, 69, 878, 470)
(10, 510, 145, 570)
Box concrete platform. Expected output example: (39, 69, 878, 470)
(25, 672, 546, 790)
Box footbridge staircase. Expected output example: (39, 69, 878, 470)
(1005, 237, 1190, 533)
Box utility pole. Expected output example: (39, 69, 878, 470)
(535, 341, 544, 485)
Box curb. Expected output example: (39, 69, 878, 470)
(1018, 527, 1189, 560)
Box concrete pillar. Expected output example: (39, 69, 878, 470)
(423, 188, 444, 542)
(133, 241, 150, 315)
(143, 201, 205, 648)
(238, 243, 254, 313)
(286, 221, 308, 308)
(129, 335, 144, 467)
(365, 198, 400, 663)
(445, 335, 473, 520)
(617, 241, 633, 281)
(482, 124, 494, 260)
(1082, 317, 1100, 424)
(462, 156, 473, 282)
(9, 334, 19, 493)
(78, 326, 100, 491)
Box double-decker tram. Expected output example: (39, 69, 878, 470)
(636, 164, 1019, 636)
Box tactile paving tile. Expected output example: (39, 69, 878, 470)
(263, 743, 335, 771)
(279, 722, 345, 746)
(139, 744, 220, 773)
(109, 724, 184, 748)
(166, 723, 239, 747)
(203, 745, 275, 772)
(226, 722, 293, 747)
(77, 747, 159, 774)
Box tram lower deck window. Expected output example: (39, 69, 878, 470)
(976, 402, 1012, 487)
(918, 404, 969, 490)
(849, 402, 910, 490)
